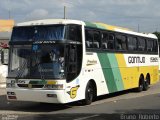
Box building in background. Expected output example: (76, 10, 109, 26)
(0, 19, 14, 32)
(0, 20, 14, 49)
(0, 19, 14, 61)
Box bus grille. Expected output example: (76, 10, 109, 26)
(17, 84, 44, 88)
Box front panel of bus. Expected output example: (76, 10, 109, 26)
(6, 24, 83, 103)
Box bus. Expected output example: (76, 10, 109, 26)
(6, 19, 159, 105)
(0, 44, 9, 85)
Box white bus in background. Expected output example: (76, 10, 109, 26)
(5, 19, 159, 105)
(0, 40, 9, 86)
(0, 45, 9, 86)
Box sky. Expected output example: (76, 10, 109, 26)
(0, 0, 160, 33)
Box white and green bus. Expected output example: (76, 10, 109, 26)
(6, 19, 159, 105)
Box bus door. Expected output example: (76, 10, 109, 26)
(65, 44, 78, 82)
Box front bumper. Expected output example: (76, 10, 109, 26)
(6, 88, 66, 103)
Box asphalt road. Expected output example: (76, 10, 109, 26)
(0, 82, 160, 120)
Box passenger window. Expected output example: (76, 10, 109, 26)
(108, 34, 114, 49)
(102, 32, 108, 49)
(85, 30, 93, 48)
(138, 38, 146, 51)
(67, 25, 82, 42)
(85, 29, 100, 49)
(116, 34, 127, 50)
(93, 31, 101, 48)
(147, 39, 154, 52)
(128, 37, 137, 51)
(153, 40, 158, 52)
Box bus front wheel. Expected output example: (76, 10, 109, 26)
(83, 82, 94, 105)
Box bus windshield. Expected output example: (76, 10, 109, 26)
(8, 44, 65, 79)
(8, 24, 83, 81)
(11, 25, 65, 41)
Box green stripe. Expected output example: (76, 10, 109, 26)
(108, 54, 124, 91)
(98, 53, 117, 92)
(29, 80, 47, 85)
(95, 24, 106, 30)
(98, 53, 124, 93)
(85, 21, 97, 28)
(85, 21, 106, 30)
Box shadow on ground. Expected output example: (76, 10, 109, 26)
(0, 95, 71, 112)
(0, 88, 139, 113)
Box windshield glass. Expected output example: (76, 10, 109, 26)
(11, 25, 65, 41)
(8, 45, 65, 79)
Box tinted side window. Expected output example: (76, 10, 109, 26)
(138, 38, 146, 51)
(93, 31, 101, 48)
(153, 40, 158, 52)
(147, 39, 154, 52)
(85, 30, 93, 48)
(67, 25, 82, 42)
(116, 34, 127, 50)
(85, 29, 101, 49)
(102, 32, 116, 50)
(128, 37, 137, 51)
(108, 34, 115, 49)
(102, 32, 108, 49)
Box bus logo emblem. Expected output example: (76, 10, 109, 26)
(67, 85, 80, 99)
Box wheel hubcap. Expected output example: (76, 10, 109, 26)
(87, 87, 93, 101)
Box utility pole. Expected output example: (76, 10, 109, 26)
(8, 0, 11, 19)
(8, 10, 11, 19)
(64, 6, 66, 19)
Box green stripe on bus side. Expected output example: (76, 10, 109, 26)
(85, 22, 106, 30)
(98, 53, 117, 93)
(108, 54, 124, 91)
(95, 24, 106, 30)
(97, 53, 124, 93)
(85, 21, 98, 28)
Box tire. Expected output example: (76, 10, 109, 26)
(83, 82, 94, 105)
(143, 79, 149, 91)
(137, 77, 144, 92)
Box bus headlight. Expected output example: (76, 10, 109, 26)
(6, 80, 16, 88)
(44, 84, 63, 90)
(6, 83, 15, 88)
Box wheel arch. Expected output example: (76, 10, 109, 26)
(139, 74, 144, 84)
(88, 79, 97, 98)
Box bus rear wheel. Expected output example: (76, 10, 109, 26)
(137, 76, 144, 92)
(83, 82, 94, 105)
(143, 76, 149, 91)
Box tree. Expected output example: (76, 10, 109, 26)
(153, 32, 160, 43)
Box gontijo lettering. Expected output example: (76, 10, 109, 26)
(128, 56, 145, 64)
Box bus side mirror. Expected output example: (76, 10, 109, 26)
(1, 48, 9, 65)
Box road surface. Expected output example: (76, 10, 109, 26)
(0, 82, 160, 120)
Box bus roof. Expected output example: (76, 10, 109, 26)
(16, 19, 157, 39)
(16, 19, 84, 26)
(85, 21, 157, 39)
